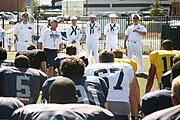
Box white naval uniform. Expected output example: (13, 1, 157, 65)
(85, 62, 134, 115)
(104, 22, 120, 50)
(14, 22, 35, 52)
(85, 21, 101, 63)
(66, 25, 83, 54)
(125, 24, 147, 72)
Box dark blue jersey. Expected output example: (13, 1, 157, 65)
(11, 104, 115, 120)
(54, 55, 89, 75)
(161, 70, 171, 89)
(42, 76, 108, 108)
(0, 67, 47, 105)
(0, 97, 24, 119)
(16, 49, 46, 70)
(140, 89, 173, 116)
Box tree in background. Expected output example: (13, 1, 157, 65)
(149, 0, 167, 16)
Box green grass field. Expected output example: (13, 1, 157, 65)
(7, 52, 159, 101)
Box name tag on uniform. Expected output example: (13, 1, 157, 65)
(28, 27, 32, 29)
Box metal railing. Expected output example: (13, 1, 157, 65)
(1, 16, 180, 52)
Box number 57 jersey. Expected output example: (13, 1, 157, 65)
(0, 67, 47, 105)
(85, 62, 134, 103)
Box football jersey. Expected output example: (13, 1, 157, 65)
(0, 97, 24, 119)
(0, 60, 14, 67)
(16, 49, 46, 70)
(85, 62, 134, 103)
(42, 76, 108, 108)
(11, 104, 115, 120)
(0, 67, 47, 105)
(140, 89, 173, 116)
(149, 50, 180, 84)
(114, 58, 137, 72)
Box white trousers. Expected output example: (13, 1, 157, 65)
(105, 37, 118, 50)
(17, 41, 31, 52)
(127, 41, 143, 72)
(86, 39, 99, 64)
(75, 40, 80, 54)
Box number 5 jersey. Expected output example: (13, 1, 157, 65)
(0, 67, 47, 105)
(85, 62, 134, 103)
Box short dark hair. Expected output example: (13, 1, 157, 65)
(99, 50, 115, 63)
(173, 54, 180, 64)
(161, 39, 173, 50)
(15, 55, 30, 68)
(112, 48, 123, 58)
(171, 60, 180, 82)
(49, 77, 77, 104)
(66, 45, 76, 55)
(27, 43, 37, 50)
(0, 47, 7, 60)
(61, 57, 85, 77)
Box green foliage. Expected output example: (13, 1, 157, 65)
(33, 0, 40, 19)
(149, 0, 166, 16)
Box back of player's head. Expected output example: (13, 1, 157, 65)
(15, 55, 30, 68)
(49, 77, 77, 104)
(66, 45, 76, 55)
(99, 50, 115, 63)
(112, 48, 123, 58)
(171, 75, 180, 105)
(0, 47, 7, 60)
(61, 57, 85, 77)
(171, 60, 180, 83)
(173, 54, 180, 64)
(161, 39, 173, 50)
(27, 43, 37, 50)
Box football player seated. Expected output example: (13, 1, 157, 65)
(42, 57, 108, 108)
(141, 60, 180, 117)
(16, 43, 46, 73)
(161, 54, 180, 89)
(145, 39, 180, 93)
(0, 97, 24, 119)
(0, 47, 14, 67)
(143, 75, 180, 120)
(54, 45, 88, 75)
(0, 55, 47, 105)
(85, 50, 140, 120)
(11, 77, 114, 120)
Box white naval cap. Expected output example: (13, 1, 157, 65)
(47, 17, 52, 20)
(50, 17, 58, 22)
(131, 14, 141, 20)
(71, 16, 77, 20)
(89, 14, 96, 18)
(109, 14, 118, 18)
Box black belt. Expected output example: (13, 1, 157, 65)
(44, 48, 57, 51)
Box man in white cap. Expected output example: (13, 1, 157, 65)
(40, 17, 51, 36)
(14, 13, 35, 52)
(124, 14, 147, 73)
(38, 17, 62, 78)
(85, 14, 101, 64)
(66, 16, 83, 54)
(104, 14, 120, 51)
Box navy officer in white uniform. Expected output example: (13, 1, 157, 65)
(66, 16, 83, 54)
(85, 14, 101, 64)
(124, 14, 147, 73)
(104, 14, 120, 51)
